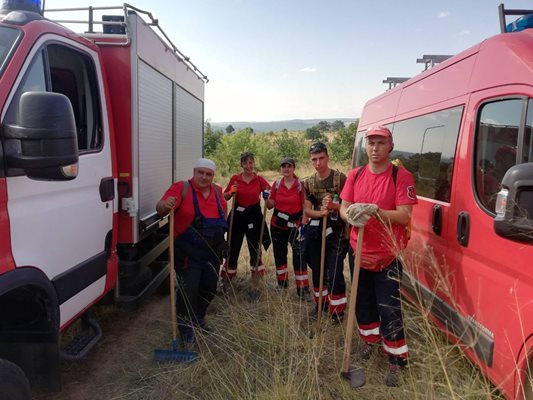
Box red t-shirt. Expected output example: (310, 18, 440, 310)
(270, 177, 305, 228)
(340, 164, 417, 271)
(161, 180, 227, 237)
(224, 173, 270, 207)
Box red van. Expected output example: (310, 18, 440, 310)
(354, 7, 533, 399)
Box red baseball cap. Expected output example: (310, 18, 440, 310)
(365, 126, 392, 139)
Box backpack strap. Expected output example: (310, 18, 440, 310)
(173, 180, 189, 214)
(353, 166, 365, 184)
(392, 164, 398, 185)
(333, 169, 341, 193)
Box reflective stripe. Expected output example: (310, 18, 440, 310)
(326, 227, 333, 236)
(359, 327, 380, 336)
(295, 274, 308, 281)
(248, 223, 254, 229)
(314, 289, 328, 297)
(329, 297, 347, 306)
(236, 206, 245, 212)
(383, 343, 409, 356)
(276, 267, 288, 275)
(310, 220, 320, 226)
(277, 212, 289, 220)
(287, 222, 295, 228)
(251, 265, 265, 272)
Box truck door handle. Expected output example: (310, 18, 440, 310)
(456, 211, 470, 247)
(432, 204, 442, 235)
(99, 177, 115, 202)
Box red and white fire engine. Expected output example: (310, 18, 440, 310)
(0, 1, 206, 397)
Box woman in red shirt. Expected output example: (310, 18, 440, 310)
(267, 157, 309, 298)
(221, 152, 271, 281)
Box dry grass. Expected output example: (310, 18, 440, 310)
(79, 261, 502, 400)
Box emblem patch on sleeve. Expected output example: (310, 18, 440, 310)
(407, 186, 416, 200)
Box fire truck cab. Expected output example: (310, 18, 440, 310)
(0, 1, 206, 397)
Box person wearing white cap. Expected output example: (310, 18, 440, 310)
(339, 125, 417, 387)
(156, 158, 227, 344)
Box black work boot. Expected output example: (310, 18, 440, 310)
(385, 363, 402, 387)
(331, 311, 344, 324)
(296, 287, 312, 301)
(358, 343, 377, 361)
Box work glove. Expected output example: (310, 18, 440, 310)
(229, 184, 238, 195)
(346, 203, 379, 226)
(347, 213, 371, 228)
(262, 190, 270, 199)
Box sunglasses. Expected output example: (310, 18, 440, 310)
(309, 142, 327, 153)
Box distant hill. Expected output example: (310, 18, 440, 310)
(210, 118, 359, 133)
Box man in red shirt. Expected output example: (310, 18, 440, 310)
(156, 158, 227, 344)
(340, 126, 417, 387)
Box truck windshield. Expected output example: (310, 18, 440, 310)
(0, 26, 21, 77)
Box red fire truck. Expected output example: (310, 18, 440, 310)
(0, 1, 206, 397)
(353, 5, 532, 399)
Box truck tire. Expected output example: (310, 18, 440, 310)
(0, 359, 31, 400)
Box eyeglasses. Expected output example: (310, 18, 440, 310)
(309, 142, 327, 153)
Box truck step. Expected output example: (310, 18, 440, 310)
(59, 313, 102, 361)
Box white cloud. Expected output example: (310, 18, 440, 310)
(438, 11, 450, 18)
(458, 29, 471, 36)
(300, 67, 317, 73)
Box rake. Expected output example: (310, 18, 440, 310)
(154, 208, 198, 363)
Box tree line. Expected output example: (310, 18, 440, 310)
(204, 120, 359, 176)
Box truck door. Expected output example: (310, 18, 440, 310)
(447, 90, 533, 376)
(2, 36, 113, 326)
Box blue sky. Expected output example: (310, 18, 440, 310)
(44, 0, 531, 122)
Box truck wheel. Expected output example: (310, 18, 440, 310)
(0, 359, 31, 400)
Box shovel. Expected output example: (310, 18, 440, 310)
(340, 226, 365, 387)
(316, 214, 328, 328)
(154, 208, 198, 363)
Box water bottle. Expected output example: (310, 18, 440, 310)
(330, 194, 339, 221)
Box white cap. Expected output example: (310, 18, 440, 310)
(194, 158, 216, 172)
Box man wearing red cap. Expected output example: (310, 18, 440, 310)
(156, 158, 227, 344)
(340, 126, 417, 387)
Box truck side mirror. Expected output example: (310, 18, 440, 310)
(2, 91, 79, 180)
(494, 163, 533, 243)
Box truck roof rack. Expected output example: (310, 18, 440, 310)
(498, 3, 533, 33)
(44, 3, 208, 82)
(382, 77, 410, 90)
(416, 54, 453, 71)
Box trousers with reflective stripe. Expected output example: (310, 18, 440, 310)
(304, 221, 347, 314)
(271, 225, 307, 287)
(356, 258, 408, 365)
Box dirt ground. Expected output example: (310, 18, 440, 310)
(33, 292, 172, 400)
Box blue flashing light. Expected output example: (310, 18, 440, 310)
(0, 0, 43, 15)
(506, 14, 533, 32)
